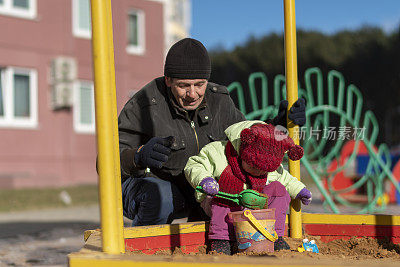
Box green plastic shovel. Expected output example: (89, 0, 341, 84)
(196, 186, 268, 210)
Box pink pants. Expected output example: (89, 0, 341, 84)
(208, 181, 291, 241)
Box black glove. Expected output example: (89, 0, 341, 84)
(134, 136, 174, 169)
(273, 98, 306, 127)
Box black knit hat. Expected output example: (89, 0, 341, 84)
(164, 38, 211, 79)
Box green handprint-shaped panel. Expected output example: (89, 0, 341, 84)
(227, 67, 400, 214)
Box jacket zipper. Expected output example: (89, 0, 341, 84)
(190, 121, 200, 154)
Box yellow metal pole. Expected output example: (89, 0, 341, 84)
(104, 0, 125, 253)
(91, 0, 121, 254)
(283, 0, 302, 239)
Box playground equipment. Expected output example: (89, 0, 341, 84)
(68, 0, 400, 266)
(227, 68, 400, 214)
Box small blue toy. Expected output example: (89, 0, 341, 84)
(298, 239, 319, 253)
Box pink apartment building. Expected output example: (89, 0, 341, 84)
(0, 0, 177, 188)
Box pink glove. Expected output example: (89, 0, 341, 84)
(199, 177, 219, 196)
(296, 188, 312, 205)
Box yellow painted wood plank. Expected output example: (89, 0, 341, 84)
(302, 213, 400, 226)
(124, 221, 208, 239)
(84, 229, 99, 242)
(68, 253, 339, 267)
(81, 230, 102, 252)
(69, 258, 313, 267)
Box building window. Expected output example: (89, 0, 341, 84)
(73, 81, 95, 134)
(72, 0, 91, 39)
(0, 0, 36, 19)
(0, 67, 38, 128)
(126, 9, 145, 55)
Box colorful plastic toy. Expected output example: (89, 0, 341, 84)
(298, 239, 319, 253)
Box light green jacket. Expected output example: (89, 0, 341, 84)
(184, 120, 306, 202)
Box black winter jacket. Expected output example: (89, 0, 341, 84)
(118, 77, 245, 202)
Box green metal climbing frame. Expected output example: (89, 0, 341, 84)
(227, 67, 400, 214)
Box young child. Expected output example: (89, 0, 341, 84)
(184, 120, 312, 255)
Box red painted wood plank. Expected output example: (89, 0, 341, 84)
(304, 224, 400, 237)
(127, 244, 204, 255)
(125, 232, 206, 252)
(318, 235, 400, 244)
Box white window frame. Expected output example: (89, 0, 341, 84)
(126, 9, 145, 55)
(0, 67, 38, 128)
(0, 0, 36, 19)
(73, 80, 95, 134)
(72, 0, 91, 39)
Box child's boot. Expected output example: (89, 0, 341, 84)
(209, 239, 231, 255)
(274, 236, 290, 251)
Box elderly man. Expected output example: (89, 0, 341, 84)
(118, 38, 306, 226)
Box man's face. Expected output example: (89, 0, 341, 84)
(165, 77, 208, 110)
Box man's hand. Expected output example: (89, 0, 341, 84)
(199, 177, 219, 196)
(288, 98, 306, 126)
(134, 136, 174, 169)
(295, 187, 312, 205)
(273, 98, 306, 127)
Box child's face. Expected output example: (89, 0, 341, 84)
(241, 160, 268, 176)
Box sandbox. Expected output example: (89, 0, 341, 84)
(68, 213, 400, 266)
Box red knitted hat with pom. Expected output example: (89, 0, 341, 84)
(239, 124, 304, 172)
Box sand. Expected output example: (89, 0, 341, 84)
(125, 236, 400, 266)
